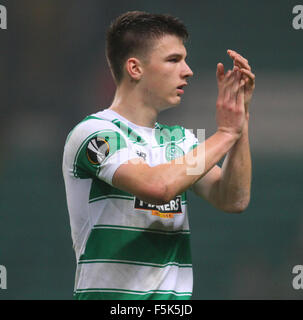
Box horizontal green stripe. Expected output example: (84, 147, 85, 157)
(74, 288, 191, 300)
(89, 178, 132, 202)
(93, 224, 190, 234)
(89, 194, 134, 203)
(78, 259, 192, 268)
(90, 195, 186, 204)
(79, 227, 191, 265)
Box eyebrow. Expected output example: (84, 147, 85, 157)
(166, 53, 187, 60)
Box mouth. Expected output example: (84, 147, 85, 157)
(176, 83, 187, 95)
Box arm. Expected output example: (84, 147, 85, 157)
(192, 116, 251, 213)
(112, 130, 239, 205)
(112, 68, 246, 205)
(192, 50, 255, 213)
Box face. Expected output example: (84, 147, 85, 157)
(139, 34, 194, 111)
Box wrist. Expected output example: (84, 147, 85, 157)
(216, 128, 241, 143)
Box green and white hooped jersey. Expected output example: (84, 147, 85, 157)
(62, 109, 199, 300)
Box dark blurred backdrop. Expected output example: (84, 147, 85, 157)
(1, 0, 303, 299)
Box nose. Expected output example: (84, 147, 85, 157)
(182, 61, 194, 78)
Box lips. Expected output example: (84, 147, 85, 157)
(176, 83, 187, 94)
(177, 88, 184, 95)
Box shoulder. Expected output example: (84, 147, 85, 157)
(63, 113, 133, 179)
(63, 113, 130, 169)
(65, 113, 126, 147)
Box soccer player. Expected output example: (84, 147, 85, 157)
(62, 11, 255, 300)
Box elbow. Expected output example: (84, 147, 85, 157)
(139, 179, 176, 205)
(222, 198, 250, 214)
(150, 182, 176, 205)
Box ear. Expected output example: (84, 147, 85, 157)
(125, 57, 143, 81)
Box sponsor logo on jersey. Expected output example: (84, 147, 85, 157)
(136, 150, 147, 161)
(86, 137, 110, 165)
(134, 195, 182, 219)
(165, 143, 184, 161)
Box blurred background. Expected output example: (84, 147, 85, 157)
(1, 0, 303, 299)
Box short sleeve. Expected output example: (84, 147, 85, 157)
(72, 121, 140, 185)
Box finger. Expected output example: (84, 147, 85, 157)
(236, 79, 245, 110)
(224, 69, 236, 88)
(223, 71, 236, 104)
(228, 49, 251, 71)
(227, 49, 248, 64)
(228, 71, 241, 105)
(234, 57, 251, 71)
(218, 69, 233, 93)
(216, 63, 225, 83)
(217, 68, 231, 96)
(229, 71, 241, 106)
(239, 68, 255, 82)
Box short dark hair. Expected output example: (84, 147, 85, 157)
(106, 11, 188, 84)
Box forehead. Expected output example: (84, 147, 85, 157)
(150, 34, 187, 57)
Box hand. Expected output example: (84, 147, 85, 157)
(216, 63, 246, 139)
(227, 50, 255, 113)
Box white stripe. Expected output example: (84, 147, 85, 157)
(76, 262, 193, 294)
(90, 139, 98, 150)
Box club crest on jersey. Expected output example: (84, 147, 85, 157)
(165, 142, 184, 161)
(86, 137, 110, 165)
(134, 195, 182, 219)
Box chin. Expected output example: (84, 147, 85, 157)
(170, 96, 182, 106)
(157, 96, 181, 112)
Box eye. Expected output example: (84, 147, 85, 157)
(168, 58, 178, 63)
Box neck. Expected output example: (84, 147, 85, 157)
(109, 82, 159, 128)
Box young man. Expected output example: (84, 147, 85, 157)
(62, 11, 255, 300)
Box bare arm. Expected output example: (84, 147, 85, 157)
(192, 117, 251, 213)
(112, 68, 246, 205)
(192, 50, 255, 213)
(112, 130, 239, 205)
